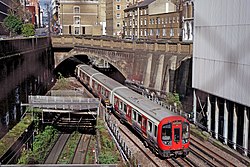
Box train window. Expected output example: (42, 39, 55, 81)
(119, 101, 122, 110)
(124, 103, 127, 113)
(162, 123, 172, 141)
(142, 118, 146, 128)
(148, 121, 153, 133)
(154, 125, 158, 137)
(94, 82, 98, 90)
(182, 122, 189, 139)
(132, 109, 137, 121)
(101, 87, 105, 95)
(138, 114, 142, 124)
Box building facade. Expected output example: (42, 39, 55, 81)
(106, 0, 133, 37)
(193, 0, 250, 156)
(124, 0, 182, 41)
(182, 0, 193, 42)
(58, 0, 106, 35)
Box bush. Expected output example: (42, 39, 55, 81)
(3, 14, 22, 36)
(22, 23, 35, 37)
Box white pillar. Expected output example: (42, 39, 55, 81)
(243, 107, 249, 156)
(207, 95, 211, 132)
(193, 90, 197, 124)
(154, 54, 164, 91)
(223, 100, 228, 144)
(215, 97, 219, 140)
(144, 54, 152, 88)
(232, 104, 237, 150)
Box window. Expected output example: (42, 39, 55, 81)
(74, 6, 80, 13)
(117, 5, 120, 10)
(74, 16, 80, 24)
(123, 103, 127, 113)
(144, 29, 147, 36)
(163, 29, 166, 36)
(125, 13, 128, 17)
(144, 9, 147, 15)
(162, 123, 172, 141)
(116, 0, 120, 2)
(132, 109, 137, 120)
(117, 22, 120, 27)
(119, 101, 122, 110)
(116, 13, 121, 18)
(140, 10, 143, 15)
(154, 125, 158, 137)
(140, 29, 143, 36)
(138, 114, 142, 124)
(148, 121, 153, 133)
(140, 19, 143, 25)
(182, 122, 189, 139)
(150, 29, 153, 36)
(144, 18, 147, 25)
(170, 28, 174, 37)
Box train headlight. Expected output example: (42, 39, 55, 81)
(182, 139, 188, 144)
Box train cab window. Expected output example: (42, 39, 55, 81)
(154, 125, 158, 137)
(148, 121, 153, 133)
(132, 109, 137, 121)
(182, 122, 189, 144)
(162, 123, 172, 141)
(138, 114, 142, 124)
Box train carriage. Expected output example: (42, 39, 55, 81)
(75, 64, 190, 158)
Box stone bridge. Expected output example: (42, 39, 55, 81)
(51, 35, 192, 94)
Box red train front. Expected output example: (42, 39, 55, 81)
(158, 116, 190, 157)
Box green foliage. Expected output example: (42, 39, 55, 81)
(97, 119, 120, 164)
(22, 23, 35, 37)
(3, 14, 22, 36)
(99, 152, 119, 164)
(18, 126, 59, 164)
(165, 93, 182, 109)
(0, 115, 32, 157)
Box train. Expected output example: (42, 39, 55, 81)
(75, 64, 190, 158)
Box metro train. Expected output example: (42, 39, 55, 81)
(75, 64, 190, 158)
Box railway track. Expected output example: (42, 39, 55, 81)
(72, 134, 92, 164)
(190, 136, 238, 167)
(44, 133, 71, 164)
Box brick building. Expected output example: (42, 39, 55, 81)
(124, 0, 182, 41)
(106, 0, 133, 37)
(58, 0, 106, 35)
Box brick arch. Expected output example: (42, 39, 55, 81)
(55, 47, 132, 79)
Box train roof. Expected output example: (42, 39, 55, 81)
(78, 64, 100, 76)
(78, 65, 124, 90)
(114, 88, 179, 121)
(93, 74, 124, 91)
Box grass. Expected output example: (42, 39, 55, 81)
(0, 115, 32, 158)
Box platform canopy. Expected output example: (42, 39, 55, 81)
(27, 95, 100, 112)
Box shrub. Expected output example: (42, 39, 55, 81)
(22, 23, 35, 37)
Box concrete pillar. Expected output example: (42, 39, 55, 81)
(243, 107, 249, 156)
(214, 97, 219, 140)
(232, 104, 237, 150)
(193, 89, 197, 124)
(223, 100, 228, 144)
(144, 54, 152, 88)
(207, 95, 211, 132)
(154, 54, 164, 91)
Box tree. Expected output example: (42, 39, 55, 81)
(3, 14, 22, 36)
(22, 23, 35, 37)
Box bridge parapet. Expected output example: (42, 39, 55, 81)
(51, 35, 193, 54)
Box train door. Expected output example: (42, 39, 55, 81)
(141, 115, 147, 138)
(172, 120, 182, 149)
(126, 106, 132, 125)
